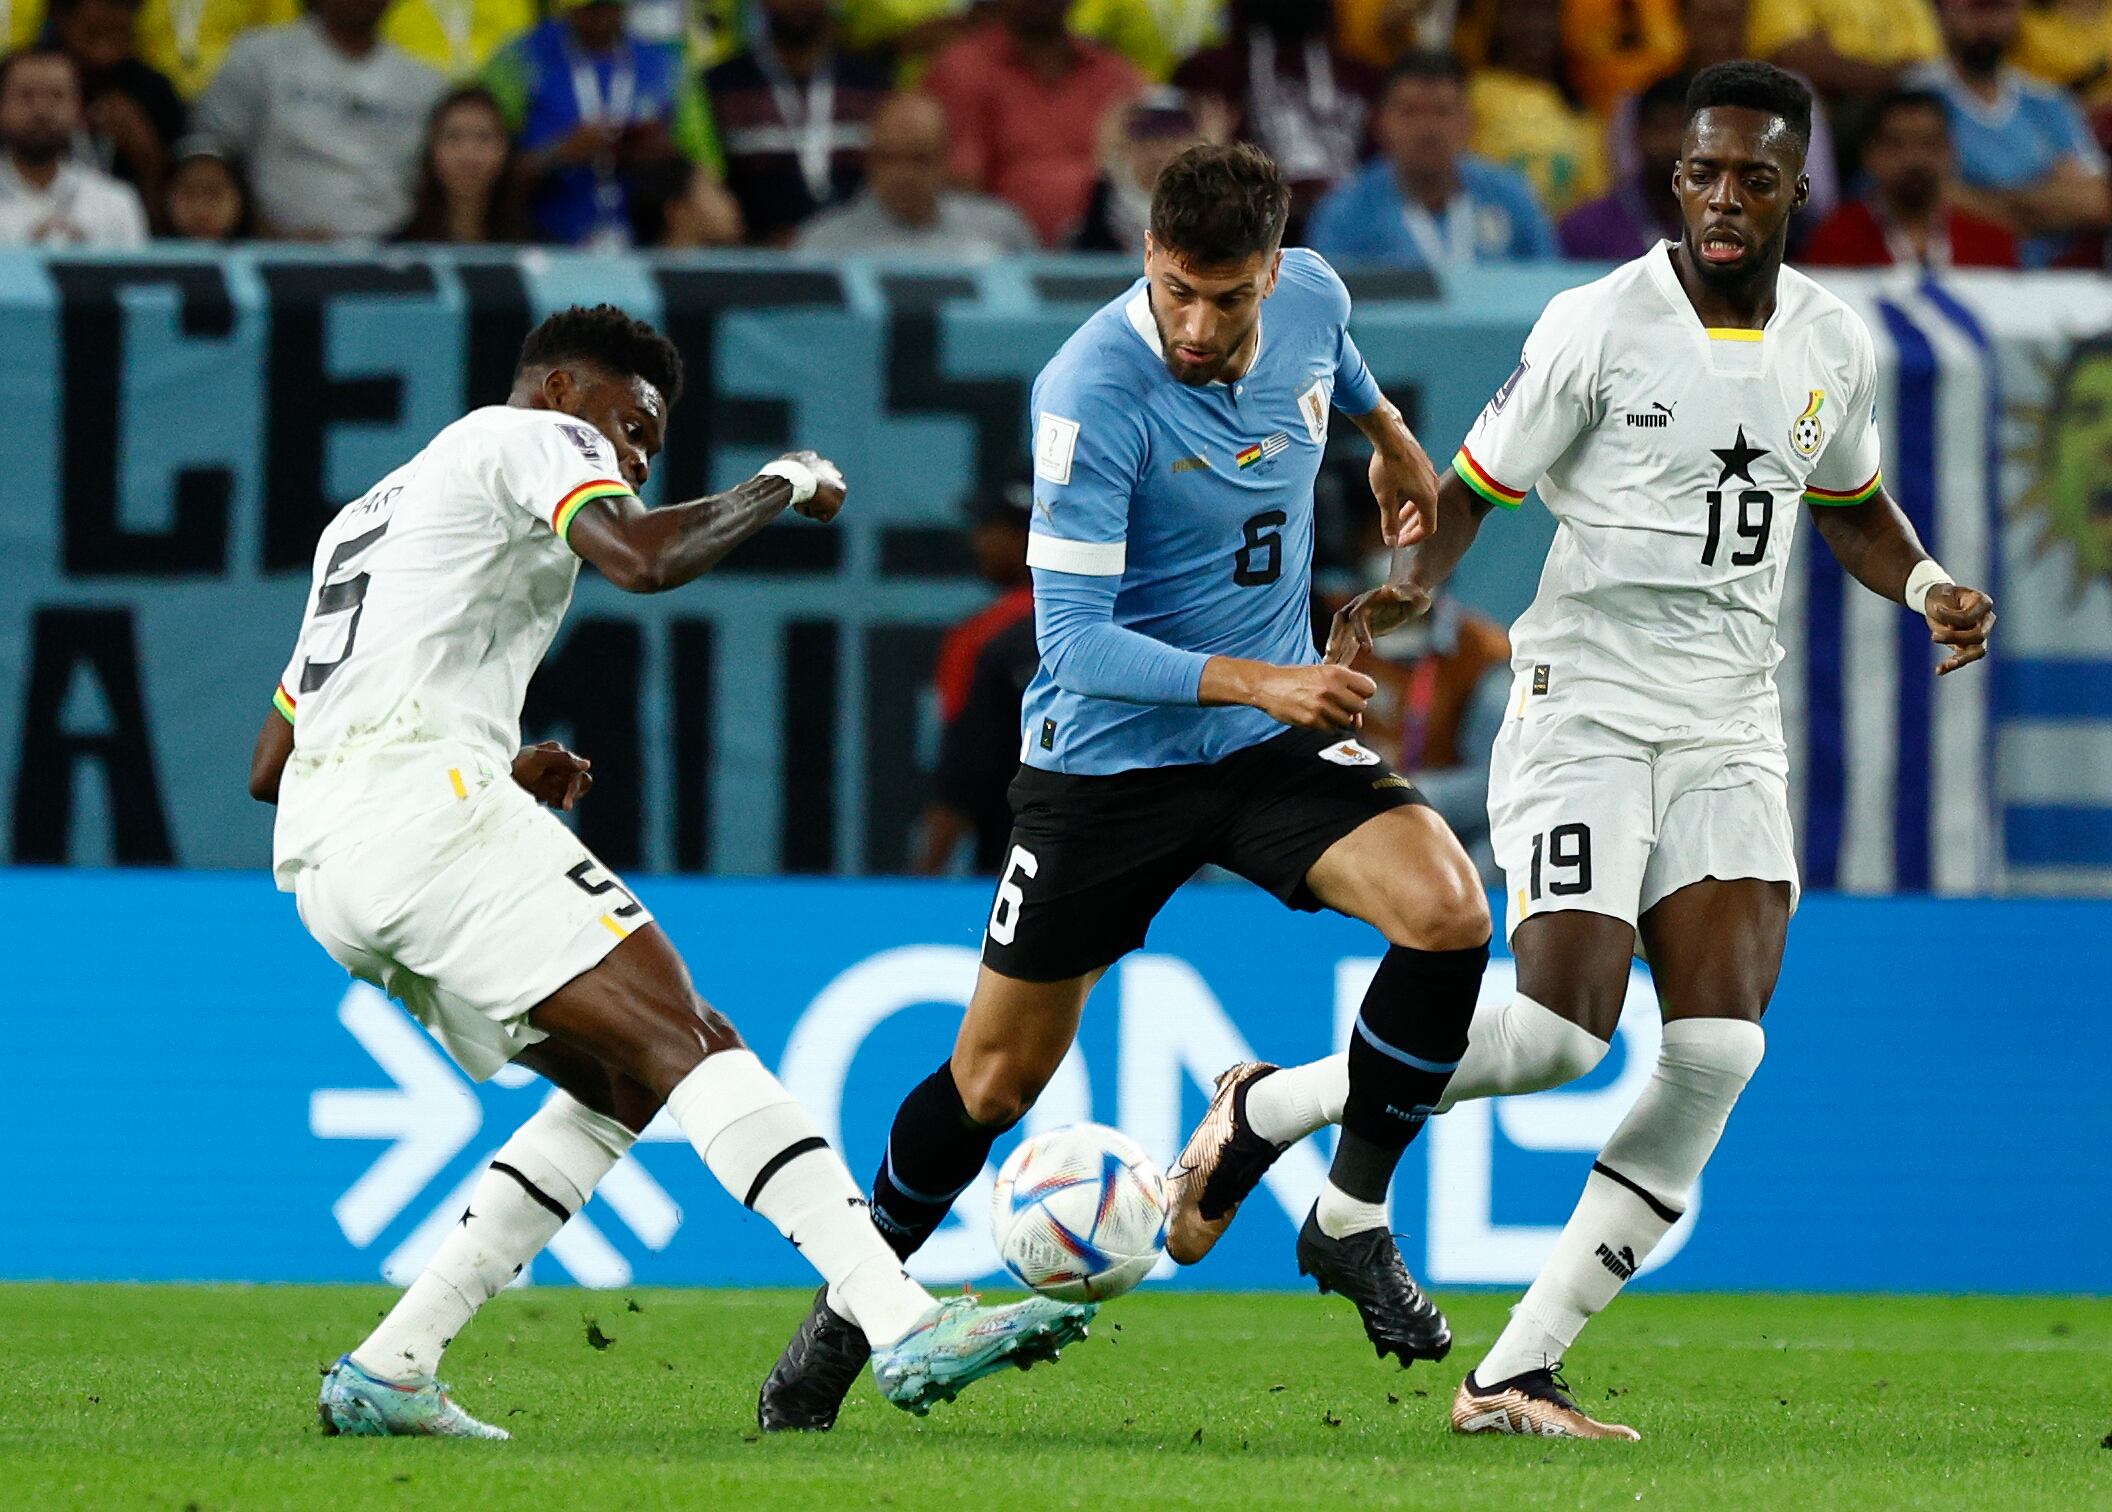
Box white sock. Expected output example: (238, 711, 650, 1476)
(1245, 1056, 1347, 1145)
(666, 1049, 933, 1348)
(1314, 1181, 1388, 1239)
(1244, 997, 1605, 1146)
(1436, 994, 1609, 1111)
(1477, 1018, 1765, 1384)
(351, 1093, 633, 1383)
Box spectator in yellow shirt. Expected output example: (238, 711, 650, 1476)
(1748, 0, 1943, 98)
(1562, 0, 1685, 115)
(1466, 0, 1606, 216)
(0, 0, 47, 55)
(2015, 0, 2112, 103)
(384, 0, 540, 79)
(1335, 0, 1460, 70)
(136, 0, 298, 98)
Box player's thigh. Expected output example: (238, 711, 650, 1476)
(1488, 715, 1655, 949)
(528, 923, 745, 1097)
(980, 762, 1207, 985)
(1204, 728, 1486, 945)
(948, 964, 1105, 1126)
(1302, 803, 1490, 951)
(1509, 910, 1639, 1042)
(1637, 880, 1792, 1024)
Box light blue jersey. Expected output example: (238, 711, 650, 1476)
(1020, 247, 1385, 775)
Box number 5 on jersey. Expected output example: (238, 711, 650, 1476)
(988, 845, 1039, 945)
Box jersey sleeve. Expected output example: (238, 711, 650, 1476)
(1452, 293, 1600, 509)
(1803, 315, 1884, 506)
(486, 415, 639, 550)
(1301, 252, 1386, 416)
(1024, 362, 1146, 577)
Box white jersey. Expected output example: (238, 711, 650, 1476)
(1452, 244, 1883, 734)
(271, 405, 635, 885)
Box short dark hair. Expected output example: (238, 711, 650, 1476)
(1871, 87, 1950, 136)
(1149, 143, 1290, 266)
(1686, 60, 1813, 152)
(517, 304, 684, 407)
(1386, 49, 1469, 88)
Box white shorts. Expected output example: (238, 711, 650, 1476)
(1487, 693, 1799, 941)
(292, 764, 654, 1081)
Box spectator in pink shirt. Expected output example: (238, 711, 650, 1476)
(922, 0, 1143, 246)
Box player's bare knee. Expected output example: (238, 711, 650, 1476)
(951, 1054, 1046, 1128)
(1378, 862, 1490, 952)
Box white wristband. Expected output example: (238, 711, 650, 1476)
(1904, 559, 1953, 616)
(758, 458, 817, 506)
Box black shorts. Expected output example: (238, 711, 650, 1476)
(981, 727, 1427, 982)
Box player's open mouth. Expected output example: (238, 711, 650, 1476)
(1699, 230, 1746, 264)
(1174, 344, 1214, 365)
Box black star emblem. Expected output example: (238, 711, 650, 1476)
(459, 1208, 475, 1227)
(1711, 426, 1769, 486)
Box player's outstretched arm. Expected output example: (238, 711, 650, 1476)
(1325, 471, 1496, 666)
(567, 451, 846, 594)
(1808, 491, 1996, 675)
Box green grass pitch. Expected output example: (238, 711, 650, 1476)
(3, 1284, 2104, 1510)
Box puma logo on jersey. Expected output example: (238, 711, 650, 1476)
(1625, 401, 1676, 429)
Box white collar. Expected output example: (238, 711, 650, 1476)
(1122, 282, 1265, 385)
(0, 157, 76, 198)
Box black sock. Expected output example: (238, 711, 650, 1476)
(1332, 942, 1488, 1203)
(868, 1062, 1016, 1260)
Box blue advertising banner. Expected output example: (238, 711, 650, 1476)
(8, 870, 2106, 1294)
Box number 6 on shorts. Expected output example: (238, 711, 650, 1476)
(988, 845, 1039, 945)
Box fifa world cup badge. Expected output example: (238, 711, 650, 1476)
(1790, 389, 1825, 457)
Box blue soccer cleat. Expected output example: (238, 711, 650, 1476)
(317, 1354, 510, 1440)
(869, 1294, 1095, 1416)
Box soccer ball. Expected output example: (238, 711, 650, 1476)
(990, 1123, 1168, 1302)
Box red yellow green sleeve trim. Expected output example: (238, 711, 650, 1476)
(272, 683, 297, 724)
(1452, 446, 1527, 509)
(1804, 471, 1882, 506)
(552, 480, 634, 545)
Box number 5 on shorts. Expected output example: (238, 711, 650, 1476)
(988, 845, 1039, 945)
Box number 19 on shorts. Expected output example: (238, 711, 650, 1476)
(1529, 823, 1593, 900)
(988, 845, 1039, 945)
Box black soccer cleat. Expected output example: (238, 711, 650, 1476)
(1294, 1206, 1452, 1366)
(757, 1286, 871, 1432)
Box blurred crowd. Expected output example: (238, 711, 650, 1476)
(0, 0, 2104, 268)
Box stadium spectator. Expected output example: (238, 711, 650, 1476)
(0, 47, 148, 245)
(1561, 0, 1685, 115)
(396, 84, 528, 243)
(794, 91, 1034, 256)
(2015, 0, 2112, 104)
(1335, 0, 1460, 70)
(705, 0, 891, 247)
(1070, 87, 1206, 251)
(194, 0, 443, 239)
(1172, 0, 1382, 226)
(1306, 52, 1555, 269)
(485, 0, 717, 249)
(159, 134, 247, 238)
(655, 158, 746, 244)
(1749, 0, 1944, 99)
(1917, 0, 2112, 266)
(137, 0, 297, 101)
(913, 481, 1037, 876)
(1803, 87, 2020, 267)
(923, 0, 1144, 246)
(382, 0, 537, 79)
(49, 0, 186, 216)
(1558, 71, 1685, 260)
(1071, 0, 1227, 82)
(1464, 0, 1607, 219)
